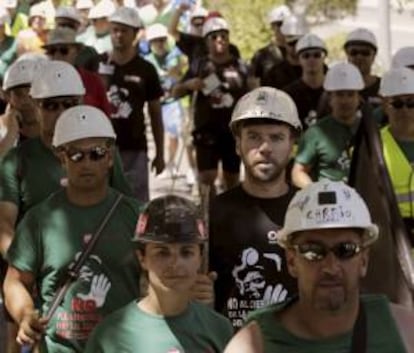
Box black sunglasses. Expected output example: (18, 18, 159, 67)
(39, 99, 79, 112)
(65, 146, 108, 163)
(293, 241, 362, 262)
(389, 99, 414, 110)
(301, 51, 323, 59)
(348, 48, 372, 57)
(47, 46, 70, 56)
(209, 32, 228, 41)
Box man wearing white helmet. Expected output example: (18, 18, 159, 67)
(0, 58, 45, 157)
(173, 16, 248, 193)
(380, 67, 414, 246)
(263, 15, 306, 89)
(249, 5, 291, 87)
(292, 62, 364, 188)
(224, 180, 414, 353)
(344, 28, 381, 107)
(99, 6, 165, 202)
(209, 87, 301, 330)
(3, 105, 142, 352)
(283, 33, 327, 128)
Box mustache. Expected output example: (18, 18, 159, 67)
(318, 274, 344, 286)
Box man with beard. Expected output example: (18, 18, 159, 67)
(292, 62, 364, 188)
(209, 87, 302, 330)
(224, 180, 414, 353)
(99, 6, 165, 203)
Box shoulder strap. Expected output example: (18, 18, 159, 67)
(350, 301, 367, 353)
(44, 193, 124, 321)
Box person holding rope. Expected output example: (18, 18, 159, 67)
(224, 180, 414, 353)
(85, 195, 233, 353)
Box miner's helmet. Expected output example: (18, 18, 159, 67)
(133, 195, 207, 245)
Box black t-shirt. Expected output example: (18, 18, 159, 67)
(361, 76, 381, 108)
(182, 55, 248, 131)
(209, 185, 298, 329)
(177, 31, 240, 64)
(283, 79, 324, 128)
(99, 54, 163, 151)
(249, 43, 285, 84)
(262, 59, 302, 90)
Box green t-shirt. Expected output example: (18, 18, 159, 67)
(7, 188, 141, 353)
(247, 295, 407, 353)
(84, 300, 234, 353)
(0, 137, 132, 217)
(77, 27, 112, 55)
(295, 116, 356, 182)
(0, 36, 17, 82)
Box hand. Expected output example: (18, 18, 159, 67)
(185, 78, 205, 92)
(3, 104, 20, 131)
(77, 274, 111, 308)
(178, 0, 192, 12)
(151, 154, 165, 175)
(17, 310, 48, 346)
(263, 284, 288, 305)
(191, 271, 217, 305)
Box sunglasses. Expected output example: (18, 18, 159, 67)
(65, 146, 108, 163)
(348, 49, 372, 57)
(209, 32, 228, 41)
(57, 22, 78, 30)
(287, 40, 298, 47)
(301, 51, 323, 59)
(293, 241, 362, 262)
(46, 46, 70, 56)
(39, 99, 79, 111)
(192, 21, 204, 28)
(389, 99, 414, 109)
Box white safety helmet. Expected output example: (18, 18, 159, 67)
(380, 67, 414, 97)
(109, 6, 143, 28)
(296, 33, 327, 55)
(44, 27, 79, 47)
(55, 6, 81, 24)
(391, 47, 414, 69)
(4, 0, 17, 9)
(76, 0, 94, 10)
(53, 105, 116, 147)
(280, 15, 308, 38)
(190, 7, 208, 20)
(0, 6, 10, 26)
(230, 86, 302, 134)
(277, 180, 379, 248)
(146, 23, 168, 42)
(268, 5, 291, 24)
(344, 28, 377, 51)
(29, 2, 47, 19)
(323, 62, 364, 91)
(202, 17, 229, 37)
(88, 0, 115, 19)
(3, 58, 46, 91)
(30, 61, 85, 99)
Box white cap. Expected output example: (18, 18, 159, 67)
(4, 0, 17, 9)
(280, 15, 308, 38)
(88, 0, 115, 19)
(391, 47, 414, 69)
(53, 105, 116, 147)
(202, 17, 229, 37)
(277, 180, 379, 248)
(75, 0, 94, 10)
(146, 23, 168, 42)
(44, 27, 79, 47)
(30, 61, 85, 99)
(323, 62, 364, 91)
(345, 28, 377, 50)
(380, 68, 414, 97)
(109, 6, 143, 28)
(268, 5, 291, 24)
(0, 6, 10, 26)
(190, 7, 208, 20)
(29, 2, 47, 18)
(55, 6, 81, 23)
(3, 58, 46, 90)
(230, 86, 302, 133)
(296, 33, 327, 54)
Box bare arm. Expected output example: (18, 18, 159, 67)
(0, 109, 19, 158)
(4, 266, 47, 346)
(0, 201, 18, 258)
(168, 3, 191, 41)
(172, 77, 204, 99)
(390, 303, 414, 353)
(291, 162, 313, 189)
(224, 321, 263, 353)
(147, 99, 165, 175)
